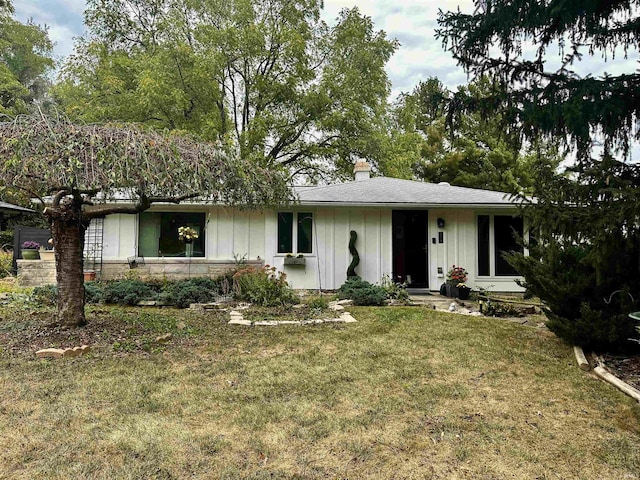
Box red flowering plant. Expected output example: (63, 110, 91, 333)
(446, 265, 468, 287)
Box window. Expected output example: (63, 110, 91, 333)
(477, 214, 523, 276)
(138, 212, 205, 257)
(277, 212, 313, 254)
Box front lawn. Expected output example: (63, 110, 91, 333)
(1, 303, 639, 479)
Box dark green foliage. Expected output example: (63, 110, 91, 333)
(102, 280, 160, 306)
(338, 277, 388, 306)
(437, 1, 640, 162)
(233, 266, 299, 307)
(84, 282, 104, 304)
(158, 277, 220, 309)
(31, 284, 57, 306)
(384, 76, 560, 194)
(347, 230, 360, 278)
(439, 2, 640, 350)
(0, 230, 12, 247)
(507, 241, 640, 351)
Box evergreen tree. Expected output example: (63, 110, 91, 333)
(439, 1, 640, 349)
(382, 76, 560, 195)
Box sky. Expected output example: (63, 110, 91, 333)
(13, 0, 481, 96)
(15, 0, 640, 96)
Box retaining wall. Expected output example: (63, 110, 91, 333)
(17, 259, 263, 286)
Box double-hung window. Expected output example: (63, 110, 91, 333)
(277, 212, 313, 254)
(477, 214, 523, 276)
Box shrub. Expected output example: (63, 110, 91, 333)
(84, 282, 104, 304)
(507, 243, 640, 350)
(380, 274, 410, 303)
(306, 295, 329, 311)
(0, 250, 13, 278)
(159, 277, 219, 308)
(31, 284, 58, 306)
(233, 265, 299, 306)
(102, 279, 159, 306)
(338, 277, 388, 306)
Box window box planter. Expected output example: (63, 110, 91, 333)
(21, 249, 40, 260)
(283, 257, 306, 266)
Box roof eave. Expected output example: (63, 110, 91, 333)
(295, 201, 522, 209)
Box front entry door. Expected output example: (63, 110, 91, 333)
(392, 210, 428, 288)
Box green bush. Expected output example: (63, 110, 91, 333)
(102, 280, 159, 306)
(507, 243, 640, 350)
(0, 250, 13, 278)
(306, 295, 329, 311)
(380, 275, 410, 303)
(31, 284, 58, 306)
(159, 277, 220, 308)
(84, 282, 104, 304)
(338, 277, 388, 306)
(233, 265, 299, 306)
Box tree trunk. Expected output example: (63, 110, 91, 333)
(46, 202, 89, 327)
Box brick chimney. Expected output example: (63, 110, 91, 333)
(353, 160, 371, 181)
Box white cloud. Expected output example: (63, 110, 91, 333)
(14, 0, 640, 100)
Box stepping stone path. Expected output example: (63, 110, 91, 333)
(228, 300, 357, 326)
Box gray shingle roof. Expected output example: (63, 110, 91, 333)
(0, 201, 33, 214)
(295, 177, 519, 207)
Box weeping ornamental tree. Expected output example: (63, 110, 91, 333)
(438, 1, 640, 349)
(0, 114, 290, 327)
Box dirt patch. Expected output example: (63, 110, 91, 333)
(0, 305, 227, 357)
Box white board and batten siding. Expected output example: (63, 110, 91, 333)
(101, 205, 524, 292)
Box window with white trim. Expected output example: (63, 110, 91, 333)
(138, 212, 205, 257)
(277, 212, 313, 254)
(477, 214, 523, 276)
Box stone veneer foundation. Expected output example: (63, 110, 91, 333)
(17, 259, 264, 287)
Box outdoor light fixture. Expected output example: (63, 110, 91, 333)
(437, 218, 445, 228)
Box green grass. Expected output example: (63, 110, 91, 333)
(1, 304, 639, 478)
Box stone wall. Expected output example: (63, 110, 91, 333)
(17, 260, 56, 287)
(17, 259, 264, 286)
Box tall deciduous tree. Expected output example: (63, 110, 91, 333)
(54, 0, 397, 179)
(438, 1, 640, 349)
(0, 2, 53, 115)
(381, 76, 560, 194)
(0, 114, 290, 327)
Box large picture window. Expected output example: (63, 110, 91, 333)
(277, 212, 313, 254)
(139, 212, 206, 257)
(477, 214, 523, 276)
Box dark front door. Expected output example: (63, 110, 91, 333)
(392, 210, 428, 288)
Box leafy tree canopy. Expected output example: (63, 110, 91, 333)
(0, 113, 290, 327)
(380, 76, 560, 194)
(54, 0, 398, 180)
(0, 3, 53, 116)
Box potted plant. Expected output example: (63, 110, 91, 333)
(39, 238, 55, 261)
(21, 240, 41, 260)
(446, 265, 469, 298)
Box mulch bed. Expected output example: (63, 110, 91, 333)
(600, 353, 640, 390)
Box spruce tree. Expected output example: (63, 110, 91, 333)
(438, 1, 640, 349)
